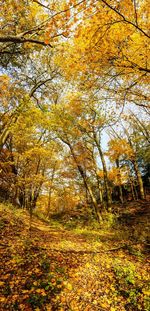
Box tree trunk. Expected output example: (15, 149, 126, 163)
(66, 141, 102, 222)
(116, 159, 124, 203)
(132, 159, 145, 200)
(130, 177, 136, 201)
(93, 133, 111, 208)
(47, 163, 57, 217)
(84, 180, 102, 222)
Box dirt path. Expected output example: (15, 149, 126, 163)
(0, 205, 150, 311)
(28, 215, 150, 311)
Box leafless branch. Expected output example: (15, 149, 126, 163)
(0, 36, 53, 47)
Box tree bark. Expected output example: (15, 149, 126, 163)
(93, 132, 112, 208)
(47, 162, 57, 217)
(132, 159, 145, 199)
(116, 159, 124, 203)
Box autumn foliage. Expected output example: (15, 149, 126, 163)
(0, 1, 150, 309)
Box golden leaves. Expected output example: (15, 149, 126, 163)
(108, 138, 134, 162)
(63, 281, 73, 291)
(55, 0, 149, 109)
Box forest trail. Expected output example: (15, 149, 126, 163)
(0, 203, 150, 311)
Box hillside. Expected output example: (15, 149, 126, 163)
(0, 202, 150, 311)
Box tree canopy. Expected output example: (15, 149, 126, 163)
(0, 0, 149, 213)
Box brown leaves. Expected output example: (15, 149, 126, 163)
(0, 203, 149, 310)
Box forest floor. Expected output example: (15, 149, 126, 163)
(0, 201, 150, 311)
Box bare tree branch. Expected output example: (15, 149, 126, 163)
(0, 36, 53, 47)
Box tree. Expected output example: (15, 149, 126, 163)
(0, 0, 149, 222)
(56, 0, 150, 109)
(107, 137, 134, 202)
(49, 96, 104, 221)
(0, 0, 73, 65)
(108, 117, 146, 200)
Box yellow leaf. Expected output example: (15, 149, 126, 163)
(60, 296, 66, 303)
(36, 288, 42, 293)
(35, 268, 41, 274)
(0, 281, 4, 286)
(22, 290, 29, 293)
(66, 282, 72, 290)
(0, 297, 6, 303)
(142, 289, 150, 296)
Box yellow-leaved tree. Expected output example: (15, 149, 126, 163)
(56, 0, 150, 109)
